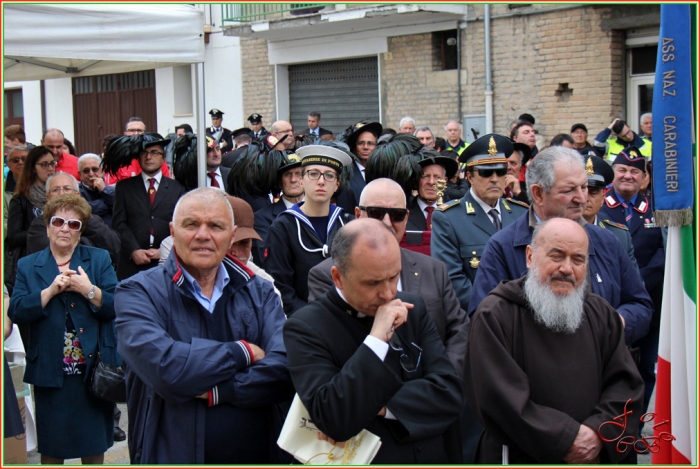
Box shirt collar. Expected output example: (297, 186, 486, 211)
(179, 262, 230, 313)
(141, 171, 162, 185)
(470, 188, 500, 214)
(613, 189, 638, 206)
(416, 197, 436, 214)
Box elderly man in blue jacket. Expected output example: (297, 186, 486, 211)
(468, 146, 653, 346)
(115, 187, 293, 464)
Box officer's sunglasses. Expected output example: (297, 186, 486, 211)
(359, 206, 408, 223)
(476, 168, 508, 178)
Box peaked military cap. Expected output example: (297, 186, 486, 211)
(247, 114, 263, 124)
(459, 133, 512, 169)
(232, 127, 251, 139)
(209, 109, 224, 118)
(585, 155, 614, 188)
(612, 146, 646, 172)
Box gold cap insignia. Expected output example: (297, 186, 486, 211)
(288, 154, 301, 163)
(630, 150, 639, 158)
(488, 136, 498, 156)
(355, 123, 365, 129)
(586, 157, 594, 176)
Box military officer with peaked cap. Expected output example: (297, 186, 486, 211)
(248, 114, 268, 140)
(206, 108, 233, 152)
(264, 144, 353, 316)
(582, 154, 639, 271)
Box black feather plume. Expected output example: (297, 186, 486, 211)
(102, 135, 141, 175)
(365, 133, 422, 183)
(226, 142, 287, 197)
(172, 134, 198, 191)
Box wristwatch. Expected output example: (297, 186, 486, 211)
(87, 285, 96, 300)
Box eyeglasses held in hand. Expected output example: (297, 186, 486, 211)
(389, 331, 422, 373)
(304, 170, 337, 182)
(50, 216, 82, 231)
(36, 161, 57, 169)
(359, 206, 408, 223)
(476, 168, 508, 178)
(141, 150, 164, 158)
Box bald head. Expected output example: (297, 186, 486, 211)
(270, 120, 294, 150)
(332, 218, 398, 275)
(356, 178, 408, 243)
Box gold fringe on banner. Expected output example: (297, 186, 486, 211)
(654, 208, 694, 227)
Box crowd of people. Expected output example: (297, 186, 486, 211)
(2, 107, 662, 464)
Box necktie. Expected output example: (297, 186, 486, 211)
(489, 209, 502, 231)
(208, 172, 220, 188)
(148, 178, 157, 206)
(425, 206, 435, 230)
(504, 187, 513, 199)
(622, 200, 633, 225)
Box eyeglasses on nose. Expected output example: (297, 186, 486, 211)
(476, 168, 508, 178)
(304, 170, 337, 182)
(36, 161, 57, 169)
(50, 186, 76, 194)
(141, 150, 164, 158)
(356, 141, 376, 148)
(81, 167, 101, 174)
(359, 206, 408, 223)
(126, 129, 145, 134)
(50, 216, 82, 231)
(9, 157, 26, 164)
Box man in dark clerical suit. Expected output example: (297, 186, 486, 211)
(112, 136, 186, 280)
(403, 150, 459, 232)
(285, 218, 463, 464)
(300, 111, 332, 137)
(599, 147, 664, 416)
(308, 178, 469, 376)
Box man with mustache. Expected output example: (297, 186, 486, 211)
(468, 146, 653, 348)
(464, 218, 644, 464)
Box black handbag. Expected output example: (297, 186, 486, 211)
(89, 324, 126, 403)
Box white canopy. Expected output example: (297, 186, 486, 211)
(3, 4, 205, 81)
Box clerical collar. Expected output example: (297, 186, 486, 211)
(470, 188, 500, 214)
(335, 287, 367, 317)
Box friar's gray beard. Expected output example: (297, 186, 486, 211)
(523, 263, 587, 334)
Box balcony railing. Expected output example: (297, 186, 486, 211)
(221, 4, 327, 23)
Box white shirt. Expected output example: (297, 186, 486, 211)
(415, 197, 436, 221)
(142, 171, 162, 245)
(470, 188, 501, 222)
(206, 167, 224, 188)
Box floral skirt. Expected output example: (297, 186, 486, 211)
(34, 374, 113, 460)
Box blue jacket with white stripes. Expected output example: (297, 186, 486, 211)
(115, 252, 292, 464)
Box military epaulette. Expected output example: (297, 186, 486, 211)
(438, 199, 460, 212)
(602, 219, 629, 231)
(505, 198, 529, 209)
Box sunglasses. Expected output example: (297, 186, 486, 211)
(359, 206, 408, 223)
(8, 157, 26, 164)
(476, 168, 508, 178)
(49, 216, 82, 231)
(81, 166, 101, 174)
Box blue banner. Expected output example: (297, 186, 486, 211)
(652, 4, 695, 217)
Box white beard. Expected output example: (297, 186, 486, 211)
(523, 263, 587, 334)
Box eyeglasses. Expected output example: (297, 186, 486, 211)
(274, 129, 294, 135)
(304, 170, 338, 182)
(356, 141, 376, 148)
(81, 166, 101, 174)
(389, 331, 422, 373)
(476, 168, 508, 178)
(49, 186, 76, 195)
(141, 150, 164, 158)
(126, 128, 145, 134)
(36, 161, 57, 169)
(359, 206, 408, 223)
(8, 157, 26, 164)
(49, 216, 82, 231)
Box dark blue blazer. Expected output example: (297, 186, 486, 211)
(349, 164, 366, 206)
(600, 190, 665, 324)
(253, 198, 287, 264)
(8, 244, 119, 387)
(468, 209, 653, 345)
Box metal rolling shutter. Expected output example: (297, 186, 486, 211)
(289, 56, 379, 137)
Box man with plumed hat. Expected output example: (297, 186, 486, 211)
(247, 113, 268, 140)
(404, 149, 459, 231)
(111, 133, 186, 280)
(582, 154, 636, 265)
(253, 152, 304, 264)
(599, 147, 664, 420)
(263, 144, 353, 316)
(206, 109, 233, 152)
(341, 121, 383, 207)
(222, 127, 252, 168)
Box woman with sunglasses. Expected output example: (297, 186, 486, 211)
(9, 193, 119, 464)
(264, 144, 352, 316)
(5, 146, 56, 298)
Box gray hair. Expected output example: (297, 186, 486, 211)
(443, 120, 462, 131)
(413, 126, 434, 139)
(7, 146, 28, 159)
(399, 116, 416, 128)
(78, 153, 101, 169)
(332, 219, 395, 275)
(640, 112, 652, 124)
(172, 187, 234, 226)
(526, 146, 585, 204)
(45, 172, 79, 195)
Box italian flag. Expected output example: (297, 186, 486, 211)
(653, 225, 696, 465)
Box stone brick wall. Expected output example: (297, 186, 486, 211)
(241, 37, 276, 127)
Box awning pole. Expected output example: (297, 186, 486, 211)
(195, 62, 207, 188)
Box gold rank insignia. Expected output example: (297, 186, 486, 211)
(505, 198, 529, 209)
(470, 251, 480, 268)
(438, 199, 459, 211)
(502, 199, 511, 211)
(488, 136, 498, 156)
(586, 157, 594, 176)
(466, 202, 475, 214)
